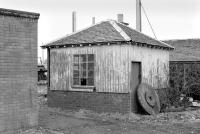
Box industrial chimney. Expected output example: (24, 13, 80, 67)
(136, 0, 142, 32)
(72, 11, 76, 32)
(92, 17, 95, 25)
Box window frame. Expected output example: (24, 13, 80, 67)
(72, 54, 95, 89)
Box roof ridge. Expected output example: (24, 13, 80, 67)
(108, 20, 131, 41)
(41, 20, 109, 47)
(115, 21, 174, 49)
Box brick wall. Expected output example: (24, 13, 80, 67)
(48, 90, 131, 114)
(0, 8, 39, 133)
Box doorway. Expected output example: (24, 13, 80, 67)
(130, 62, 141, 113)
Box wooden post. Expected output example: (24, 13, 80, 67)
(136, 0, 142, 32)
(47, 48, 50, 91)
(183, 63, 186, 91)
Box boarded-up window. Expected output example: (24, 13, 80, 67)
(73, 54, 94, 86)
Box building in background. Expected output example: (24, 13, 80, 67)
(164, 39, 200, 62)
(38, 65, 47, 82)
(0, 8, 39, 133)
(164, 39, 200, 100)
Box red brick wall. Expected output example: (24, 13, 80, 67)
(0, 10, 39, 133)
(48, 90, 131, 114)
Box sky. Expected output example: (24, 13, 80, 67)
(1, 0, 200, 60)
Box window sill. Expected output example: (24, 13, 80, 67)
(70, 86, 95, 92)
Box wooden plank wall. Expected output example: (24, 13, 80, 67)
(50, 44, 129, 93)
(130, 45, 169, 89)
(50, 44, 169, 93)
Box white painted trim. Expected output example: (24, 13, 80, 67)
(108, 20, 131, 41)
(115, 21, 174, 49)
(69, 88, 93, 92)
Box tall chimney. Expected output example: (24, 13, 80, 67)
(136, 0, 142, 32)
(117, 14, 123, 23)
(92, 17, 95, 25)
(72, 11, 76, 32)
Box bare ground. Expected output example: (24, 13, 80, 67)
(38, 105, 200, 134)
(20, 96, 200, 134)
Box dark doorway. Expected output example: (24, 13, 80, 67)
(130, 62, 141, 113)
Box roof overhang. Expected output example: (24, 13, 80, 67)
(41, 40, 174, 51)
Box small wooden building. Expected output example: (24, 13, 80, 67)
(42, 20, 173, 113)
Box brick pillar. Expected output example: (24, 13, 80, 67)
(0, 8, 39, 133)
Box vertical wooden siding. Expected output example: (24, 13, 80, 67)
(50, 45, 130, 93)
(129, 45, 169, 89)
(50, 44, 169, 93)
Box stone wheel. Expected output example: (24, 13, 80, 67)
(137, 83, 160, 115)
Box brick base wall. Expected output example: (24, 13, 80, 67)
(48, 90, 131, 114)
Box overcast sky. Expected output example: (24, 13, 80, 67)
(1, 0, 200, 59)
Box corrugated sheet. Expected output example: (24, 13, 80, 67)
(50, 45, 129, 93)
(129, 46, 169, 89)
(50, 44, 169, 93)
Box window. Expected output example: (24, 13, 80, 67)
(73, 54, 94, 87)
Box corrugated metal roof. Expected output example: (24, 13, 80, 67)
(42, 20, 173, 49)
(164, 39, 200, 61)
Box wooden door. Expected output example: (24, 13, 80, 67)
(130, 62, 141, 113)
